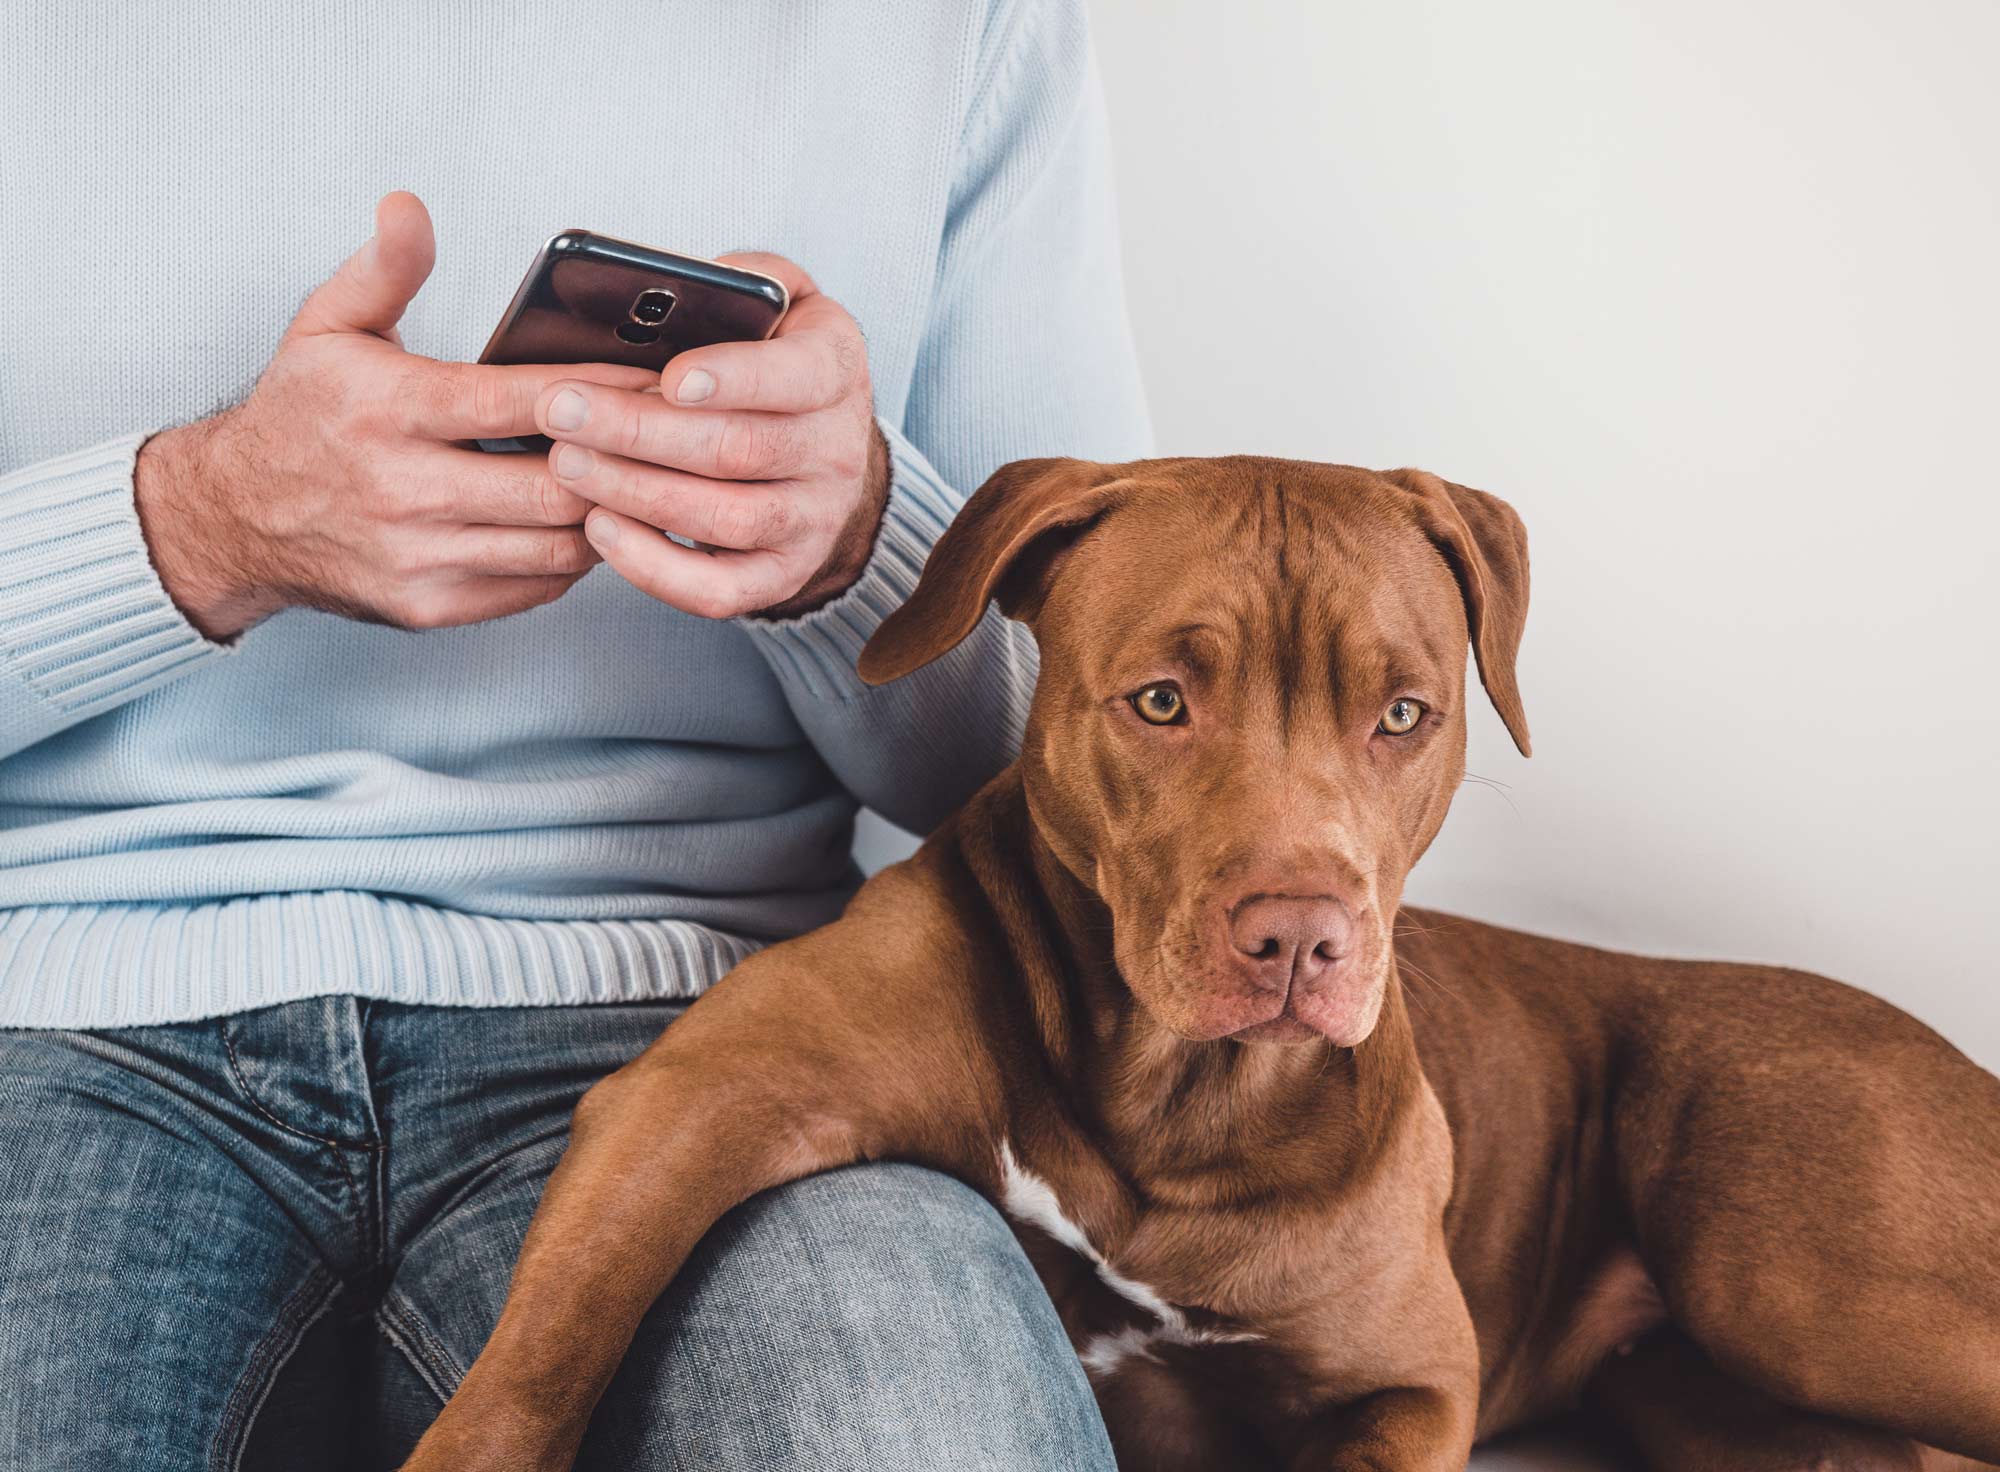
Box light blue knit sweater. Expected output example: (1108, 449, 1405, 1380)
(0, 0, 1151, 1027)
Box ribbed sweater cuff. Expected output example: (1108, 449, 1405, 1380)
(0, 435, 229, 744)
(740, 421, 958, 701)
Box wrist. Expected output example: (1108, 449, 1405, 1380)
(759, 423, 891, 620)
(133, 417, 279, 641)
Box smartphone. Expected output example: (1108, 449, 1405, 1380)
(475, 231, 789, 452)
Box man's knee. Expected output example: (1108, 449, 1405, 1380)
(583, 1161, 1114, 1472)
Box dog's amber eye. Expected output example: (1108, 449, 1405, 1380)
(1131, 683, 1186, 725)
(1379, 698, 1425, 735)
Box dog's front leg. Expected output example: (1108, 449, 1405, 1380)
(399, 908, 996, 1472)
(1283, 1234, 1480, 1472)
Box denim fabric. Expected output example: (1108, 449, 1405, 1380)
(0, 998, 1114, 1471)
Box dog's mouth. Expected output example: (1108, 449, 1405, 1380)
(1230, 965, 1387, 1047)
(1231, 1011, 1325, 1045)
(1114, 933, 1391, 1048)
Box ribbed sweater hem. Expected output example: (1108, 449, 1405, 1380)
(0, 891, 763, 1029)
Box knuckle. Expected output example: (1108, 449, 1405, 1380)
(614, 403, 651, 460)
(709, 496, 759, 546)
(530, 470, 574, 526)
(316, 367, 368, 435)
(391, 588, 456, 631)
(773, 419, 810, 474)
(383, 538, 427, 580)
(549, 532, 594, 576)
(531, 472, 559, 526)
(525, 574, 578, 610)
(627, 472, 678, 532)
(839, 441, 870, 485)
(757, 495, 801, 546)
(727, 417, 804, 479)
(714, 493, 795, 548)
(430, 364, 477, 434)
(828, 331, 864, 392)
(712, 418, 763, 480)
(385, 364, 433, 437)
(374, 528, 428, 576)
(463, 371, 515, 435)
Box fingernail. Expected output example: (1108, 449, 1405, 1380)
(546, 388, 589, 432)
(586, 513, 619, 548)
(551, 442, 591, 480)
(676, 369, 715, 404)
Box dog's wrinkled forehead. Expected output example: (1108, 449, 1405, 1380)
(1048, 463, 1471, 683)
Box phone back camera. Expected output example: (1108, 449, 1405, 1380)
(617, 322, 662, 345)
(631, 289, 676, 326)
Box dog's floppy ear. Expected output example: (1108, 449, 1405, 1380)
(1382, 469, 1532, 758)
(859, 457, 1134, 686)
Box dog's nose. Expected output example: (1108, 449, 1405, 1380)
(1228, 895, 1354, 991)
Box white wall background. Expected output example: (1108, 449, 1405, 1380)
(864, 0, 1999, 1071)
(1093, 0, 2000, 1068)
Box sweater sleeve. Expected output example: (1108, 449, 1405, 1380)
(739, 0, 1153, 837)
(0, 434, 230, 760)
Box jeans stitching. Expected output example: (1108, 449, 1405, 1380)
(209, 1266, 345, 1472)
(219, 1018, 383, 1154)
(371, 1124, 390, 1273)
(221, 1018, 380, 1271)
(374, 1287, 466, 1407)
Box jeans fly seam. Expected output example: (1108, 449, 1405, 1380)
(221, 1017, 380, 1270)
(219, 1018, 383, 1154)
(352, 1000, 390, 1273)
(370, 1127, 389, 1272)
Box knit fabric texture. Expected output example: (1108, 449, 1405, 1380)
(0, 0, 1152, 1026)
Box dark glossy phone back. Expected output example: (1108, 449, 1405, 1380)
(479, 232, 787, 374)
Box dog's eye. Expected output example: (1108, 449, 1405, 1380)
(1379, 698, 1425, 735)
(1131, 683, 1186, 725)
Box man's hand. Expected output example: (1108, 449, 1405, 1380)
(531, 254, 891, 621)
(134, 191, 656, 640)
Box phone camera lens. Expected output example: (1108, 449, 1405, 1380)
(616, 322, 662, 345)
(631, 289, 675, 326)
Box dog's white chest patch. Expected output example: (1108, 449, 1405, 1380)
(996, 1139, 1259, 1376)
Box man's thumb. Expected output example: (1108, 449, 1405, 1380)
(291, 191, 436, 339)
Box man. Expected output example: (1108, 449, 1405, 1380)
(0, 2, 1150, 1467)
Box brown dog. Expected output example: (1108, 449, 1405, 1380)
(404, 457, 2000, 1471)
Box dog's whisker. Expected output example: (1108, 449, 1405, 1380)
(1460, 771, 1520, 815)
(1396, 956, 1464, 1007)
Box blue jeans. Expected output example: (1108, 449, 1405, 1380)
(0, 997, 1114, 1471)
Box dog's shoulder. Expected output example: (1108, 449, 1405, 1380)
(842, 769, 1044, 963)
